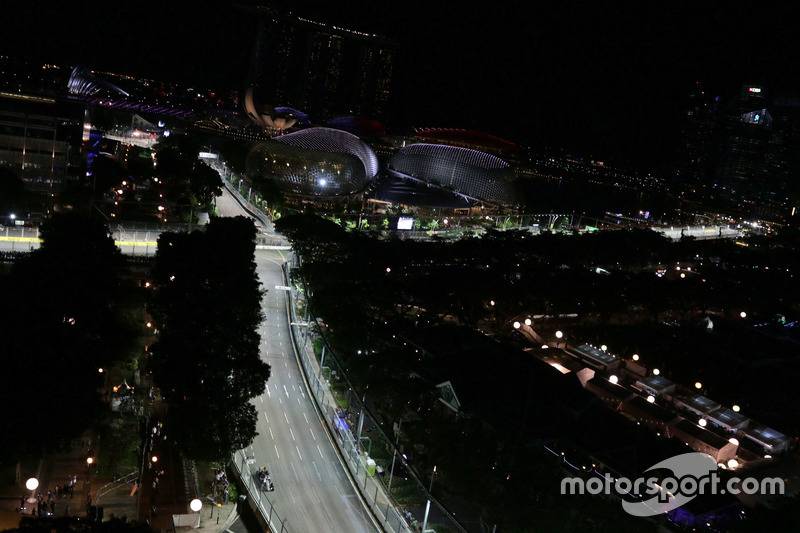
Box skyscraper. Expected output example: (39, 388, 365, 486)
(677, 83, 800, 221)
(676, 82, 724, 197)
(245, 5, 396, 126)
(718, 85, 793, 219)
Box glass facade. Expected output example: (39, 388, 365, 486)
(246, 127, 379, 196)
(386, 143, 518, 205)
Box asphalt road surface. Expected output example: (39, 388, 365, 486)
(219, 187, 377, 532)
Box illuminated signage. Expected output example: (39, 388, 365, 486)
(748, 87, 762, 93)
(397, 217, 414, 230)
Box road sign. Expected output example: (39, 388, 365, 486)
(275, 285, 291, 290)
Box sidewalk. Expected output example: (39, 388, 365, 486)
(0, 438, 98, 530)
(0, 414, 238, 533)
(1, 430, 238, 533)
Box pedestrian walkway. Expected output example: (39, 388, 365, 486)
(0, 437, 98, 529)
(0, 430, 239, 533)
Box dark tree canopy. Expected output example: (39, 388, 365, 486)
(0, 214, 136, 463)
(149, 216, 270, 461)
(281, 215, 800, 532)
(187, 163, 223, 208)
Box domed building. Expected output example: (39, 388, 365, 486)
(385, 143, 518, 205)
(246, 127, 379, 197)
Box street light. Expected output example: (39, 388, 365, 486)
(609, 375, 618, 384)
(151, 456, 158, 463)
(388, 418, 402, 492)
(26, 477, 38, 503)
(513, 321, 521, 329)
(421, 466, 437, 533)
(698, 418, 707, 427)
(695, 382, 703, 390)
(632, 354, 639, 361)
(652, 368, 660, 376)
(740, 311, 747, 318)
(524, 318, 532, 326)
(555, 331, 563, 339)
(732, 404, 741, 413)
(190, 499, 202, 512)
(86, 457, 95, 482)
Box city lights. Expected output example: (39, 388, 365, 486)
(4, 11, 797, 533)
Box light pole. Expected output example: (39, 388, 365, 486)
(387, 418, 402, 492)
(25, 477, 38, 503)
(421, 465, 437, 533)
(86, 456, 95, 482)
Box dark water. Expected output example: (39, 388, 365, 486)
(519, 177, 681, 221)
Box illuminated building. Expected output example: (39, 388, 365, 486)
(384, 143, 518, 206)
(244, 5, 396, 125)
(67, 66, 129, 98)
(245, 127, 379, 196)
(0, 92, 84, 193)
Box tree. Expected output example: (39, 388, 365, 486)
(0, 214, 136, 462)
(0, 167, 25, 213)
(187, 163, 223, 209)
(149, 217, 270, 461)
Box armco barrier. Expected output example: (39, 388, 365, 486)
(282, 260, 415, 533)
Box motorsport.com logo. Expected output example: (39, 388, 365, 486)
(561, 452, 784, 516)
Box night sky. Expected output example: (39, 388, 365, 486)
(2, 0, 798, 170)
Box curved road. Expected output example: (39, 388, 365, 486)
(218, 187, 377, 532)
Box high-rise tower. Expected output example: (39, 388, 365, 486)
(718, 85, 793, 219)
(245, 5, 396, 125)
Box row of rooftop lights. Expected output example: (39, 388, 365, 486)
(514, 317, 751, 444)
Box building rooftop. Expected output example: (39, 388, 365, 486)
(585, 376, 633, 400)
(414, 128, 519, 151)
(708, 408, 750, 429)
(635, 375, 675, 392)
(744, 425, 789, 450)
(671, 419, 730, 450)
(539, 349, 587, 374)
(622, 395, 679, 424)
(681, 395, 722, 415)
(572, 344, 617, 365)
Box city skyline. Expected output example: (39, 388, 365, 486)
(1, 0, 798, 170)
(2, 3, 800, 528)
